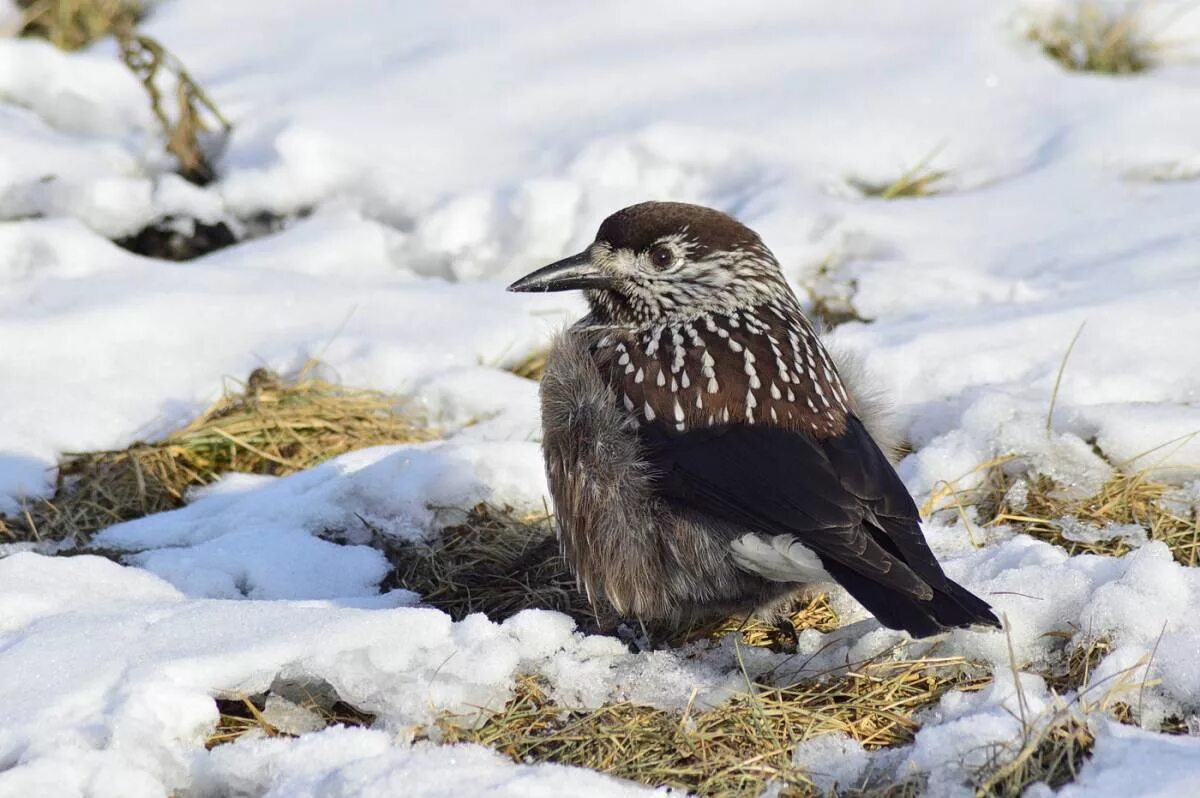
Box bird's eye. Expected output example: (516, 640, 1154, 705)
(649, 245, 673, 269)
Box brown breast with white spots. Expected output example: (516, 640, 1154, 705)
(590, 299, 851, 437)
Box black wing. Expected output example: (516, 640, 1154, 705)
(639, 416, 998, 636)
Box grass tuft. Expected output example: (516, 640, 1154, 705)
(1043, 635, 1114, 695)
(508, 349, 549, 381)
(15, 0, 141, 50)
(436, 659, 987, 797)
(207, 688, 374, 749)
(924, 456, 1199, 566)
(842, 775, 928, 798)
(971, 713, 1094, 797)
(990, 469, 1199, 565)
(0, 364, 433, 545)
(803, 254, 866, 328)
(849, 148, 948, 200)
(1026, 3, 1155, 75)
(384, 504, 594, 624)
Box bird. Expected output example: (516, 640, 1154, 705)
(507, 201, 999, 638)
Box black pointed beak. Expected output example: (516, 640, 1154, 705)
(506, 250, 610, 293)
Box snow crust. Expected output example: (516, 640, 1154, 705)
(2, 0, 1200, 795)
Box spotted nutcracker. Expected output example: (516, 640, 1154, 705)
(508, 201, 999, 637)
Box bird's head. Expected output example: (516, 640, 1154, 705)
(508, 202, 791, 326)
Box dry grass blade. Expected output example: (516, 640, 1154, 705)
(438, 659, 988, 797)
(117, 33, 231, 185)
(1046, 322, 1086, 433)
(15, 0, 141, 50)
(1028, 3, 1154, 74)
(0, 364, 433, 545)
(920, 455, 1018, 518)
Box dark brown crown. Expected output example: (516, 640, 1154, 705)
(595, 202, 763, 259)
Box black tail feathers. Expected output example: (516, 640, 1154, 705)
(826, 561, 1000, 638)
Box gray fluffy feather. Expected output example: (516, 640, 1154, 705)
(540, 326, 800, 622)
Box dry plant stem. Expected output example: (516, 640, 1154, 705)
(117, 33, 231, 184)
(1046, 322, 1086, 434)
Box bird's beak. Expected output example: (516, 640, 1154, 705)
(506, 250, 611, 293)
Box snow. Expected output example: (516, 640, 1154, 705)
(92, 441, 548, 599)
(1057, 719, 1200, 798)
(0, 553, 663, 796)
(791, 732, 870, 793)
(192, 730, 655, 798)
(1, 0, 1200, 794)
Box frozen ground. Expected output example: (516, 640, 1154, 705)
(1, 0, 1200, 795)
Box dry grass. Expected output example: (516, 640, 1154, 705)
(15, 0, 141, 50)
(990, 471, 1200, 565)
(436, 658, 988, 797)
(922, 451, 1199, 566)
(16, 1, 229, 186)
(508, 349, 549, 381)
(705, 593, 839, 648)
(384, 504, 595, 625)
(1043, 634, 1114, 695)
(842, 776, 927, 798)
(849, 149, 948, 200)
(849, 167, 947, 200)
(117, 33, 231, 185)
(803, 254, 865, 329)
(207, 690, 374, 749)
(0, 364, 432, 546)
(971, 712, 1094, 798)
(1026, 3, 1157, 75)
(966, 629, 1174, 796)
